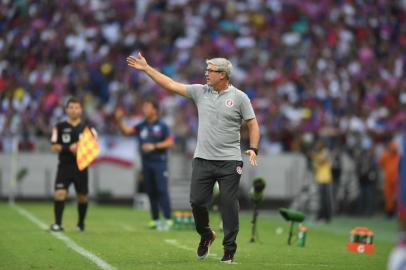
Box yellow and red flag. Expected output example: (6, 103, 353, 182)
(76, 127, 100, 171)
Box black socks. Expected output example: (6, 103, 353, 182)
(54, 200, 65, 225)
(78, 202, 88, 226)
(54, 200, 88, 228)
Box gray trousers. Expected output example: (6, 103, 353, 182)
(190, 158, 243, 254)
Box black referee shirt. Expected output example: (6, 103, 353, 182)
(51, 121, 88, 164)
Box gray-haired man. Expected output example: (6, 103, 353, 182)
(127, 54, 260, 263)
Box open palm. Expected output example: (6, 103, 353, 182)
(126, 52, 148, 71)
(245, 150, 258, 166)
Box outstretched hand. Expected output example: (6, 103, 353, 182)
(127, 52, 148, 71)
(245, 150, 258, 166)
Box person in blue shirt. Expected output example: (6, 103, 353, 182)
(397, 132, 406, 230)
(115, 98, 174, 230)
(387, 131, 406, 269)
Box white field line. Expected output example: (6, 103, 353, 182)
(164, 239, 195, 252)
(261, 262, 338, 268)
(164, 239, 219, 258)
(164, 239, 339, 267)
(11, 204, 116, 270)
(119, 224, 136, 232)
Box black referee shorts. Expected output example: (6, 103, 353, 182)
(54, 163, 88, 195)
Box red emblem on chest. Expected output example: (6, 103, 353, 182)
(225, 99, 234, 108)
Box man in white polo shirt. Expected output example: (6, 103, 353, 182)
(127, 53, 260, 263)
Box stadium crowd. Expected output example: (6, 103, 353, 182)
(0, 0, 405, 156)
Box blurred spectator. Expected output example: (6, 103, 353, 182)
(398, 131, 406, 223)
(0, 0, 405, 159)
(330, 144, 342, 211)
(312, 140, 333, 223)
(387, 131, 406, 270)
(355, 146, 379, 216)
(379, 140, 401, 218)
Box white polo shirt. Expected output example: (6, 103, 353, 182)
(186, 84, 256, 161)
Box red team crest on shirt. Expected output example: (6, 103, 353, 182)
(225, 99, 234, 108)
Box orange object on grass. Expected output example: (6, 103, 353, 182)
(347, 227, 374, 254)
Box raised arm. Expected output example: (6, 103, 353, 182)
(115, 109, 135, 136)
(127, 53, 188, 97)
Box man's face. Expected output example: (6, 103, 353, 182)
(142, 102, 157, 118)
(205, 63, 224, 87)
(66, 102, 82, 120)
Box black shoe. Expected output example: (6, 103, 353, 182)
(50, 224, 64, 232)
(220, 251, 234, 263)
(77, 223, 85, 232)
(197, 230, 216, 259)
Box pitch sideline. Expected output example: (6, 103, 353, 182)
(164, 239, 337, 267)
(164, 238, 225, 261)
(11, 204, 117, 270)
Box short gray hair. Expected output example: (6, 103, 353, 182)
(206, 58, 233, 78)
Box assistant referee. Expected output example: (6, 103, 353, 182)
(49, 97, 96, 232)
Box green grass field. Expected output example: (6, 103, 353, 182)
(0, 202, 397, 270)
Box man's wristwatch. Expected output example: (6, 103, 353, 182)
(249, 147, 258, 155)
